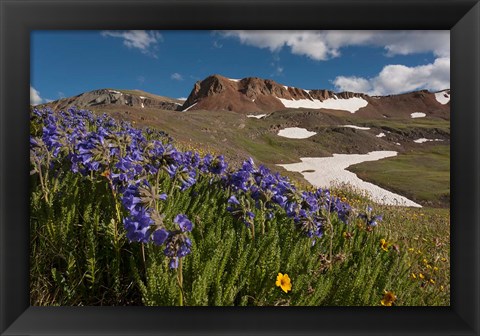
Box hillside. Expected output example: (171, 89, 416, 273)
(180, 74, 450, 119)
(34, 75, 450, 207)
(41, 88, 184, 112)
(29, 106, 451, 307)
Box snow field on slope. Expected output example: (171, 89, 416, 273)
(278, 151, 422, 207)
(278, 96, 368, 113)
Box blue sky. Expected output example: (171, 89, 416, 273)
(30, 30, 450, 104)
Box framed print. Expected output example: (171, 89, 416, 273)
(1, 0, 479, 335)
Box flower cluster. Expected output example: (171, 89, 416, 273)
(30, 107, 368, 267)
(358, 205, 383, 227)
(31, 108, 207, 268)
(224, 158, 353, 242)
(163, 214, 194, 269)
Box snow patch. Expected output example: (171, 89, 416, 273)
(229, 78, 240, 82)
(278, 96, 368, 113)
(411, 112, 426, 118)
(413, 138, 444, 144)
(182, 102, 198, 112)
(376, 133, 386, 138)
(304, 90, 314, 100)
(278, 151, 422, 207)
(277, 127, 317, 139)
(395, 142, 401, 146)
(435, 90, 450, 105)
(109, 90, 121, 94)
(342, 125, 371, 130)
(139, 96, 146, 100)
(247, 114, 267, 119)
(141, 102, 144, 108)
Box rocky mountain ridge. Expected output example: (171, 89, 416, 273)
(40, 89, 184, 112)
(180, 74, 450, 118)
(37, 74, 450, 120)
(183, 74, 367, 111)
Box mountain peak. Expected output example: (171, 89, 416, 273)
(180, 74, 369, 113)
(40, 88, 183, 111)
(179, 74, 450, 118)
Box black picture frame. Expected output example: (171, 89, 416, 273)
(1, 0, 479, 335)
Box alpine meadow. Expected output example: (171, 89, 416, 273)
(30, 30, 450, 306)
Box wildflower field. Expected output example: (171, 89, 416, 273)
(30, 107, 450, 306)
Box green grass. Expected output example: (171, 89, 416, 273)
(30, 108, 450, 306)
(31, 170, 449, 306)
(348, 145, 450, 207)
(233, 132, 319, 164)
(29, 145, 450, 306)
(330, 184, 450, 304)
(345, 116, 450, 131)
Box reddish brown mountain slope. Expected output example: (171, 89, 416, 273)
(180, 74, 450, 119)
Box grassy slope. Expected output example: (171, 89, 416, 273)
(90, 106, 450, 207)
(30, 107, 450, 306)
(348, 145, 450, 207)
(330, 184, 450, 305)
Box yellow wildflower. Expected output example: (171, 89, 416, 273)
(411, 273, 417, 279)
(419, 273, 425, 279)
(275, 273, 292, 293)
(429, 279, 435, 284)
(381, 290, 397, 306)
(380, 239, 389, 252)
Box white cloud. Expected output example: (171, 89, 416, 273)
(171, 73, 184, 81)
(101, 30, 161, 57)
(218, 30, 449, 60)
(30, 86, 44, 105)
(332, 76, 372, 93)
(333, 57, 450, 95)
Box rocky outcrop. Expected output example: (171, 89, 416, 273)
(42, 89, 183, 112)
(180, 74, 449, 119)
(38, 75, 450, 120)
